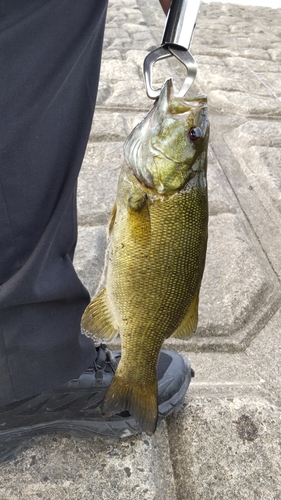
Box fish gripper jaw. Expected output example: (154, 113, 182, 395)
(143, 45, 197, 100)
(143, 0, 201, 99)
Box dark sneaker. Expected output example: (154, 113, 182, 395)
(0, 344, 194, 462)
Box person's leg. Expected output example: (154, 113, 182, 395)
(0, 2, 194, 459)
(0, 0, 108, 405)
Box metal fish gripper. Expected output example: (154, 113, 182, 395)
(143, 0, 201, 99)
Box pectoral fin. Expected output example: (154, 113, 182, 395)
(81, 287, 118, 341)
(127, 186, 151, 247)
(171, 293, 199, 339)
(108, 203, 117, 234)
(128, 192, 147, 212)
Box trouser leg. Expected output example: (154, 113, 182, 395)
(0, 0, 108, 405)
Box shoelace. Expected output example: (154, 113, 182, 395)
(87, 343, 118, 376)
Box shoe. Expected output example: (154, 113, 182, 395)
(0, 344, 194, 462)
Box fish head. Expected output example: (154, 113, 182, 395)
(124, 78, 209, 194)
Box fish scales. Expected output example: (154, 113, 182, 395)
(82, 79, 209, 433)
(109, 172, 207, 344)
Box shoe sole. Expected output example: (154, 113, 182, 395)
(0, 387, 186, 441)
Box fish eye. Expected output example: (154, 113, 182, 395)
(189, 127, 202, 142)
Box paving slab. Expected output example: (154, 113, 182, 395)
(167, 394, 281, 500)
(1, 1, 281, 499)
(0, 424, 177, 500)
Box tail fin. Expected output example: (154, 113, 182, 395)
(101, 373, 158, 435)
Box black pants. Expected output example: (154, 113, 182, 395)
(0, 0, 108, 405)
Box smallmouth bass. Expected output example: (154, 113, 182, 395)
(82, 79, 209, 434)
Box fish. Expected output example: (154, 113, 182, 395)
(81, 78, 209, 434)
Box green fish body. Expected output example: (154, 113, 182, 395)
(82, 79, 209, 433)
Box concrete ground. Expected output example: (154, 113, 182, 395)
(1, 1, 281, 498)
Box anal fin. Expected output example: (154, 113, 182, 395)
(81, 287, 118, 341)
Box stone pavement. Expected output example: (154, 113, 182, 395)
(1, 1, 281, 498)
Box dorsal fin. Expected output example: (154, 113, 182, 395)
(171, 292, 199, 339)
